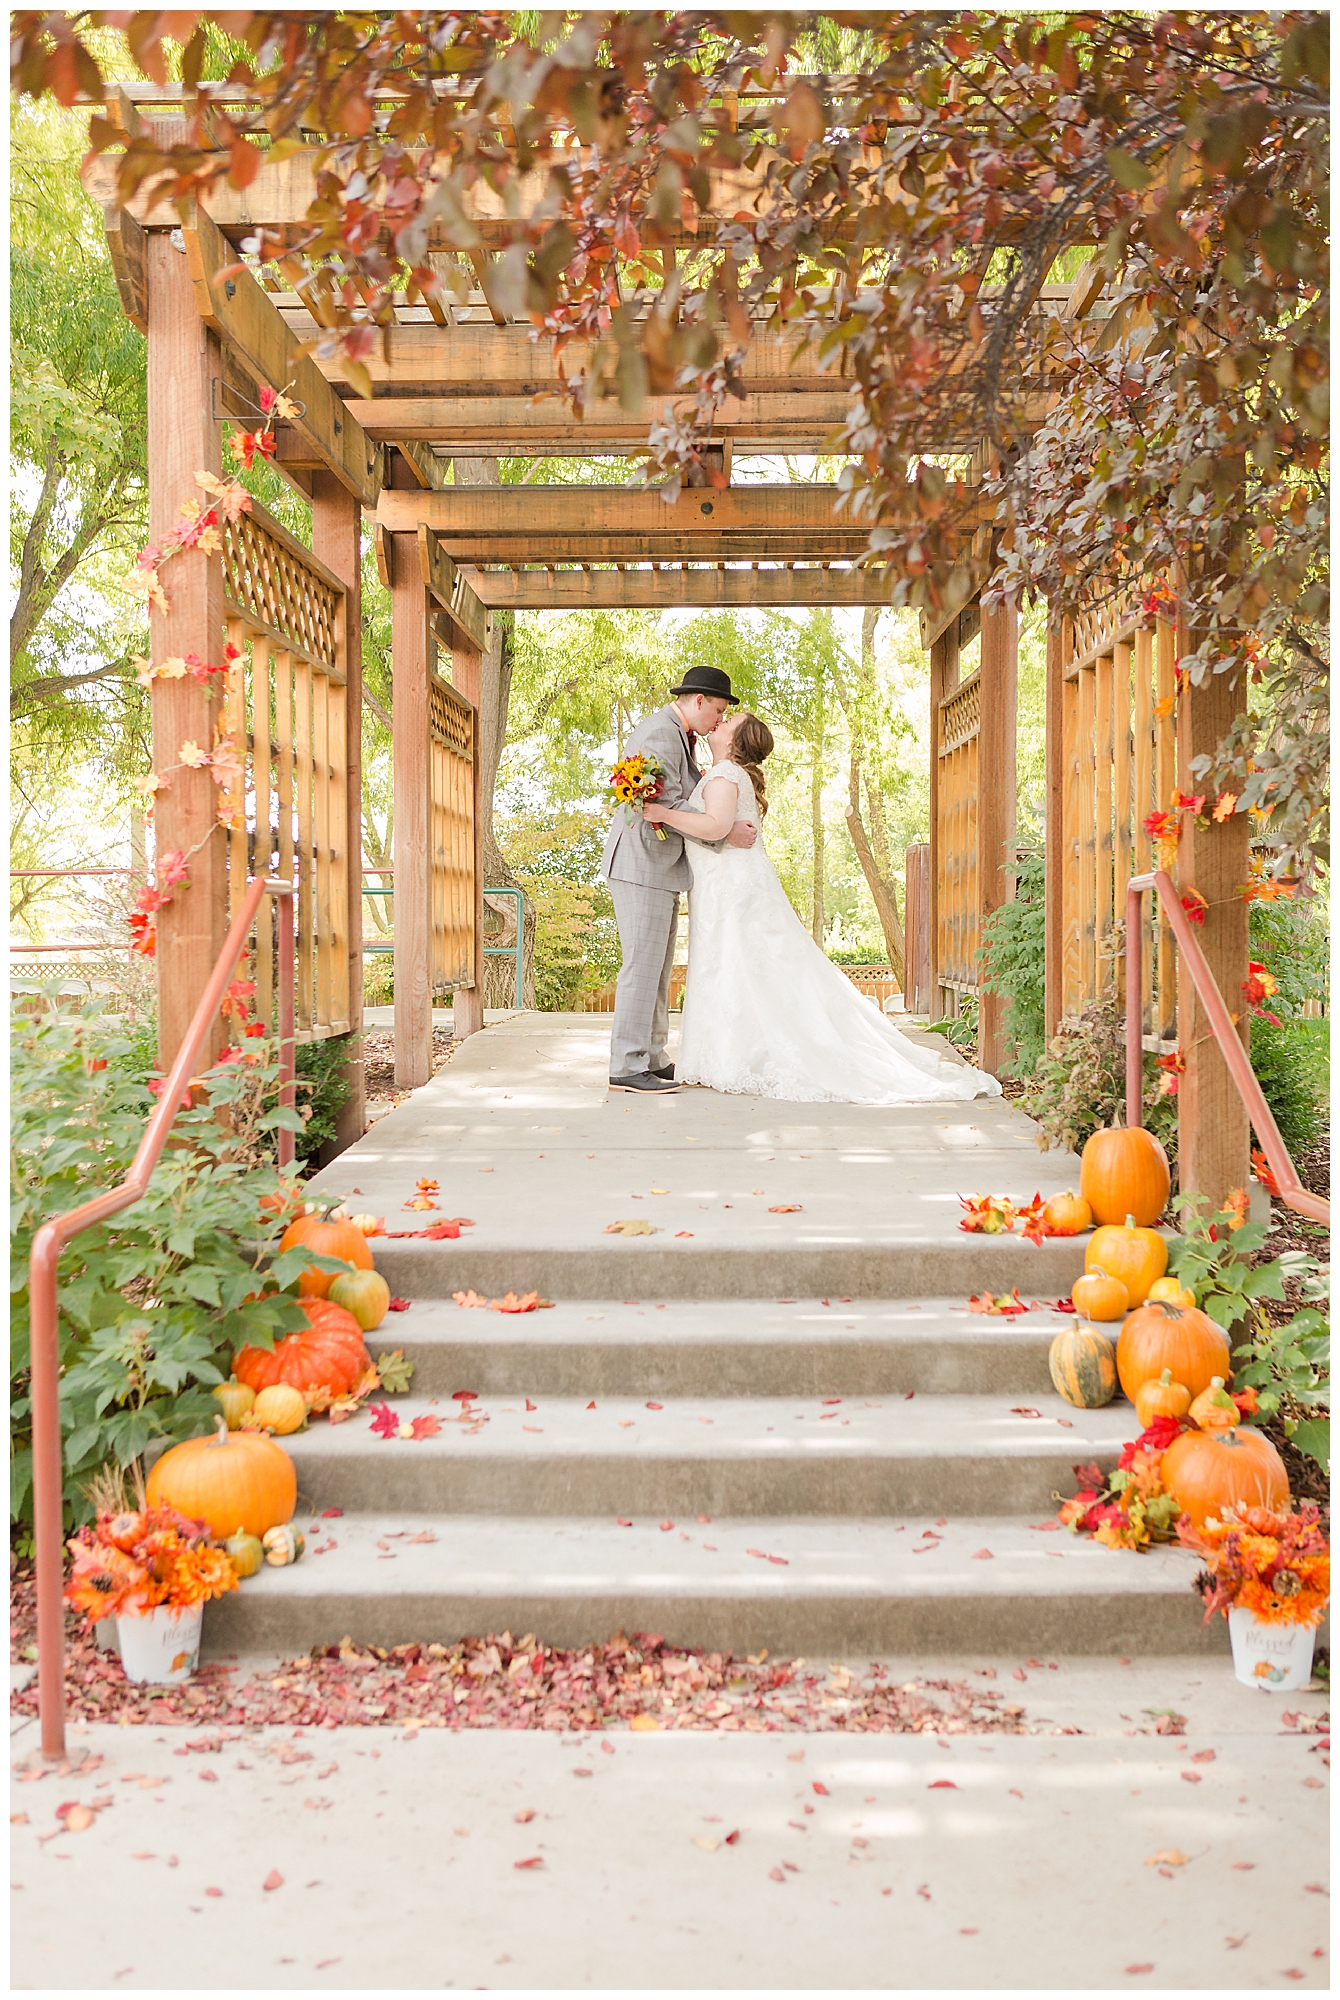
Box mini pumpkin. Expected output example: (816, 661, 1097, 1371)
(145, 1417, 296, 1540)
(1086, 1217, 1168, 1307)
(1115, 1300, 1232, 1405)
(278, 1212, 375, 1299)
(1134, 1368, 1192, 1429)
(1148, 1275, 1197, 1310)
(251, 1383, 307, 1435)
(1071, 1267, 1130, 1323)
(1161, 1425, 1289, 1531)
(328, 1267, 391, 1332)
(224, 1527, 265, 1579)
(1048, 1319, 1117, 1408)
(262, 1523, 306, 1567)
(1041, 1191, 1093, 1237)
(1079, 1126, 1171, 1227)
(212, 1377, 257, 1431)
(1188, 1376, 1239, 1432)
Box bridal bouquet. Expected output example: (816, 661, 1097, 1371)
(609, 752, 668, 840)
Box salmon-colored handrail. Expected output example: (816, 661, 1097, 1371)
(1125, 870, 1329, 1228)
(27, 876, 296, 1760)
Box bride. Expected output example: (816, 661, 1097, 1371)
(643, 710, 1002, 1104)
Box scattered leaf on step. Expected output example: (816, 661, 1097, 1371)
(321, 1508, 343, 1518)
(387, 1297, 411, 1312)
(693, 1835, 721, 1851)
(263, 1870, 284, 1891)
(969, 1290, 1028, 1316)
(514, 1809, 536, 1824)
(408, 1414, 441, 1440)
(971, 1549, 994, 1560)
(1180, 1771, 1202, 1784)
(1189, 1749, 1216, 1764)
(605, 1219, 658, 1235)
(724, 1828, 740, 1844)
(768, 1867, 786, 1882)
(11, 1813, 28, 1826)
(59, 1805, 96, 1832)
(646, 1401, 663, 1411)
(1144, 1850, 1187, 1867)
(1010, 1407, 1042, 1419)
(659, 1521, 674, 1532)
(513, 1856, 544, 1870)
(490, 1291, 549, 1313)
(1124, 1966, 1155, 1976)
(768, 1204, 803, 1213)
(617, 1517, 633, 1527)
(927, 1780, 958, 1790)
(674, 1231, 694, 1238)
(630, 1715, 659, 1731)
(812, 1782, 829, 1796)
(375, 1350, 415, 1394)
(586, 1400, 596, 1410)
(524, 1399, 536, 1411)
(650, 1187, 670, 1195)
(454, 1291, 488, 1309)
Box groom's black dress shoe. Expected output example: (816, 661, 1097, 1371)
(609, 1071, 681, 1094)
(651, 1064, 675, 1081)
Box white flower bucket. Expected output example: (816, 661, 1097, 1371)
(115, 1602, 204, 1686)
(1228, 1606, 1317, 1691)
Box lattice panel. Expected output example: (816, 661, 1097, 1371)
(222, 509, 340, 672)
(428, 674, 474, 758)
(939, 673, 981, 755)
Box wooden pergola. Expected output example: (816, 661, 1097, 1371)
(93, 95, 1253, 1206)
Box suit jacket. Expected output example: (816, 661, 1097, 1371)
(601, 706, 722, 892)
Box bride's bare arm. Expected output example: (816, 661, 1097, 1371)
(644, 776, 740, 841)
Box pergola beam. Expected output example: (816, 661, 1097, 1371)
(417, 526, 492, 653)
(345, 391, 865, 454)
(464, 567, 908, 610)
(377, 483, 982, 538)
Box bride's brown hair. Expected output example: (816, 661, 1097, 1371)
(731, 712, 774, 817)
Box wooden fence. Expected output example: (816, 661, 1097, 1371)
(221, 500, 350, 1041)
(427, 672, 476, 993)
(1057, 601, 1177, 1038)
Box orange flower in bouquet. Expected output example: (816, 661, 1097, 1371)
(609, 752, 669, 839)
(64, 1504, 237, 1627)
(1178, 1502, 1330, 1627)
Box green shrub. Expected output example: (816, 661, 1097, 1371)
(976, 845, 1047, 1075)
(1249, 896, 1329, 1018)
(1250, 1017, 1328, 1158)
(10, 1002, 318, 1538)
(294, 1035, 354, 1164)
(1018, 1000, 1179, 1167)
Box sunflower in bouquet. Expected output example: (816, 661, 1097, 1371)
(609, 751, 669, 839)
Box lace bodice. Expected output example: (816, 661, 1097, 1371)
(690, 759, 760, 827)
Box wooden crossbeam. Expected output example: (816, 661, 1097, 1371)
(174, 201, 382, 507)
(417, 526, 491, 653)
(466, 567, 906, 610)
(345, 391, 862, 453)
(376, 484, 982, 538)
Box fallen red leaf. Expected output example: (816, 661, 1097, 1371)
(645, 1401, 663, 1411)
(616, 1517, 633, 1527)
(321, 1508, 343, 1519)
(812, 1781, 828, 1796)
(490, 1291, 545, 1313)
(1180, 1770, 1202, 1784)
(408, 1414, 441, 1440)
(586, 1400, 596, 1410)
(1189, 1749, 1216, 1763)
(452, 1389, 478, 1404)
(768, 1204, 803, 1213)
(514, 1856, 544, 1870)
(674, 1231, 694, 1238)
(1124, 1967, 1154, 1977)
(659, 1520, 674, 1532)
(768, 1866, 786, 1882)
(927, 1780, 958, 1789)
(514, 1809, 536, 1824)
(525, 1399, 537, 1411)
(970, 1549, 994, 1561)
(1010, 1406, 1042, 1418)
(724, 1829, 740, 1844)
(387, 1297, 411, 1312)
(263, 1869, 283, 1891)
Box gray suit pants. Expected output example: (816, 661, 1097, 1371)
(608, 879, 679, 1078)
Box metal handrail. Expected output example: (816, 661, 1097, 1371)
(482, 886, 525, 1009)
(26, 876, 296, 1760)
(1125, 870, 1329, 1228)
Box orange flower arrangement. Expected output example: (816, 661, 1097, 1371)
(64, 1504, 237, 1626)
(1179, 1503, 1330, 1628)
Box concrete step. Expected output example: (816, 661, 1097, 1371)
(280, 1393, 1127, 1520)
(379, 1297, 1067, 1398)
(371, 1236, 1086, 1302)
(204, 1510, 1226, 1658)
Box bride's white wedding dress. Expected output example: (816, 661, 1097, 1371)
(677, 761, 1002, 1104)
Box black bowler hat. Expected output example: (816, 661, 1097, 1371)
(669, 663, 738, 703)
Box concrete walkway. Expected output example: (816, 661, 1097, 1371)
(11, 1665, 1328, 1990)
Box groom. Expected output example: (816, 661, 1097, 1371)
(601, 664, 757, 1094)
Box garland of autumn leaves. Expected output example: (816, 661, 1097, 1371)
(124, 384, 297, 961)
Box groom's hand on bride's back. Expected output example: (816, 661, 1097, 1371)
(726, 822, 757, 848)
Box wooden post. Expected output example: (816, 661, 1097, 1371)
(926, 625, 957, 1022)
(1044, 611, 1065, 1040)
(977, 599, 1017, 1073)
(449, 635, 485, 1040)
(146, 230, 229, 1072)
(389, 531, 433, 1088)
(1176, 652, 1251, 1209)
(310, 473, 366, 1150)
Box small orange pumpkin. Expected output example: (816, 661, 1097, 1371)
(145, 1417, 296, 1540)
(1134, 1368, 1192, 1429)
(1071, 1267, 1130, 1323)
(1188, 1376, 1239, 1432)
(1086, 1217, 1168, 1307)
(1116, 1300, 1232, 1405)
(1079, 1126, 1171, 1227)
(279, 1212, 375, 1299)
(1042, 1191, 1093, 1236)
(1161, 1426, 1289, 1531)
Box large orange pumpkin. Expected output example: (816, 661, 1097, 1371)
(233, 1298, 370, 1398)
(1161, 1426, 1289, 1531)
(1116, 1299, 1232, 1404)
(279, 1212, 374, 1298)
(146, 1418, 296, 1539)
(1080, 1126, 1171, 1227)
(1086, 1217, 1168, 1306)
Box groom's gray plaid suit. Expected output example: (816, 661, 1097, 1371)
(600, 705, 722, 1078)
